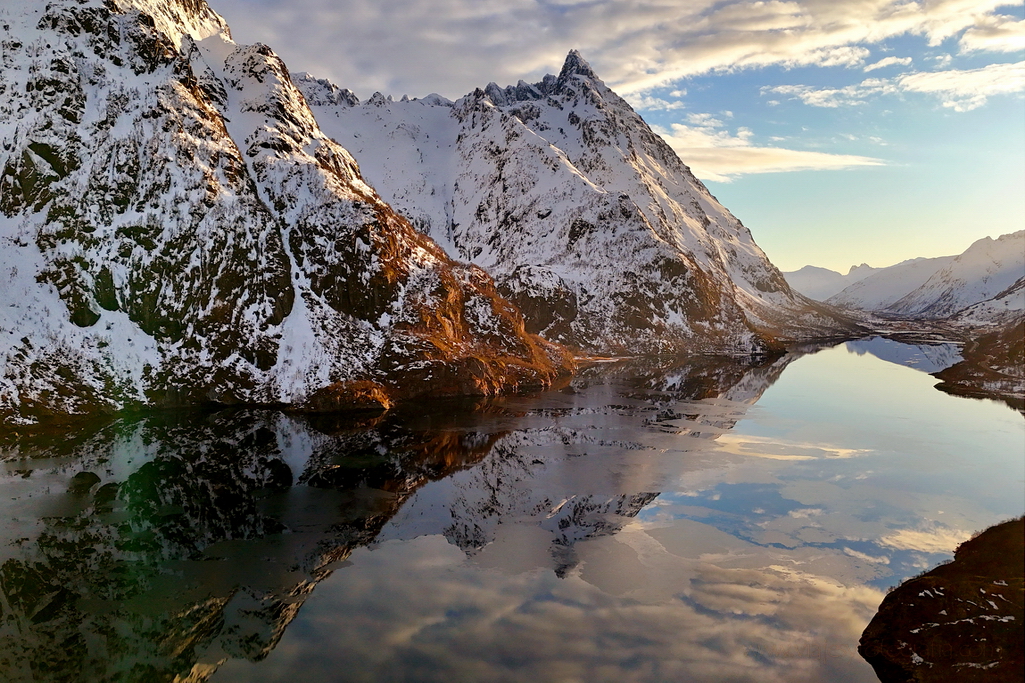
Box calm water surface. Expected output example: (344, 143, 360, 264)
(0, 339, 1021, 682)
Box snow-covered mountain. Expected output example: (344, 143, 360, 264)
(0, 0, 569, 425)
(948, 276, 1025, 328)
(886, 231, 1025, 318)
(827, 231, 1025, 319)
(783, 263, 879, 301)
(826, 256, 956, 311)
(295, 54, 857, 355)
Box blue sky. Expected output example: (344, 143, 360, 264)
(210, 0, 1024, 272)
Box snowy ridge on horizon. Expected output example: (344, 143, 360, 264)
(294, 52, 857, 354)
(783, 263, 880, 301)
(825, 230, 1024, 320)
(947, 275, 1025, 328)
(827, 255, 958, 312)
(823, 230, 1024, 324)
(885, 231, 1025, 319)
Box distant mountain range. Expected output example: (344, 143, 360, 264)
(784, 231, 1025, 325)
(785, 232, 1025, 409)
(782, 263, 881, 301)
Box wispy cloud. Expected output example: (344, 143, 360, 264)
(863, 56, 912, 72)
(209, 0, 1020, 100)
(653, 121, 885, 182)
(762, 79, 896, 108)
(899, 61, 1025, 111)
(878, 525, 972, 553)
(766, 61, 1025, 111)
(625, 93, 687, 111)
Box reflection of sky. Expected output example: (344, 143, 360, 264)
(213, 342, 1024, 683)
(215, 535, 882, 683)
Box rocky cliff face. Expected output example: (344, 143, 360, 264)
(295, 52, 858, 355)
(0, 0, 570, 426)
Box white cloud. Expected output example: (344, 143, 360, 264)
(762, 79, 897, 108)
(959, 14, 1025, 54)
(207, 0, 1017, 100)
(898, 61, 1025, 111)
(878, 525, 972, 553)
(863, 56, 913, 72)
(625, 94, 687, 111)
(243, 533, 884, 683)
(843, 547, 890, 564)
(765, 61, 1025, 111)
(653, 120, 884, 182)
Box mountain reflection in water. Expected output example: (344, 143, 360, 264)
(0, 346, 1021, 683)
(844, 336, 963, 374)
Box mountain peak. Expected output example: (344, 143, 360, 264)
(558, 49, 600, 82)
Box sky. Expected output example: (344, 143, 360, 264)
(208, 0, 1025, 272)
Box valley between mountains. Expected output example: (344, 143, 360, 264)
(0, 0, 1019, 428)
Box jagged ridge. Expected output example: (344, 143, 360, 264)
(294, 51, 860, 355)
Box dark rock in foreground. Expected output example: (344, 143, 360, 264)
(859, 517, 1024, 682)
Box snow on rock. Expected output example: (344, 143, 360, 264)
(828, 231, 1025, 319)
(783, 263, 880, 301)
(933, 317, 1025, 410)
(859, 517, 1024, 682)
(948, 276, 1025, 328)
(885, 231, 1025, 319)
(0, 0, 569, 426)
(295, 51, 859, 355)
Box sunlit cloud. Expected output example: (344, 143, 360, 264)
(765, 61, 1025, 111)
(626, 93, 687, 111)
(899, 61, 1025, 111)
(763, 79, 897, 107)
(711, 433, 879, 457)
(878, 525, 972, 553)
(237, 533, 885, 683)
(959, 14, 1025, 54)
(844, 547, 890, 564)
(209, 0, 1018, 100)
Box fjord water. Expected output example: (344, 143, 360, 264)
(0, 341, 1021, 682)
